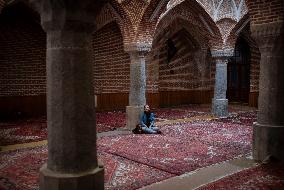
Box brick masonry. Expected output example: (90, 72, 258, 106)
(0, 0, 268, 114)
(246, 0, 283, 25)
(0, 3, 46, 97)
(149, 27, 214, 92)
(92, 21, 130, 94)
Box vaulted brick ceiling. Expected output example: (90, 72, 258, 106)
(158, 0, 249, 49)
(196, 0, 248, 22)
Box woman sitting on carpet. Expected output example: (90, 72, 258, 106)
(140, 104, 161, 134)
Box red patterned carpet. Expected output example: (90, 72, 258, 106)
(0, 104, 264, 190)
(198, 163, 284, 190)
(0, 105, 256, 146)
(0, 111, 126, 146)
(0, 145, 174, 190)
(0, 118, 47, 146)
(98, 120, 252, 175)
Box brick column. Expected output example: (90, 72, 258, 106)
(32, 1, 104, 189)
(125, 43, 151, 130)
(252, 22, 284, 161)
(211, 49, 234, 117)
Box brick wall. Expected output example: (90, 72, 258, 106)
(92, 21, 130, 94)
(0, 3, 46, 116)
(0, 4, 46, 97)
(246, 0, 284, 25)
(151, 29, 213, 92)
(249, 43, 260, 92)
(147, 24, 215, 106)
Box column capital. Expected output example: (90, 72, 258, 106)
(251, 22, 284, 51)
(124, 42, 152, 55)
(29, 0, 105, 33)
(211, 48, 234, 59)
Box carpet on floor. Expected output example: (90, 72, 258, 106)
(154, 108, 208, 121)
(98, 134, 251, 175)
(160, 120, 253, 148)
(96, 111, 126, 132)
(0, 105, 256, 146)
(198, 162, 284, 190)
(214, 111, 257, 126)
(0, 111, 126, 145)
(0, 145, 174, 190)
(98, 109, 255, 175)
(0, 105, 257, 190)
(0, 118, 47, 146)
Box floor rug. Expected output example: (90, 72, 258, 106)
(98, 110, 255, 175)
(198, 162, 284, 190)
(98, 133, 251, 175)
(0, 118, 47, 146)
(0, 105, 256, 146)
(215, 110, 257, 126)
(160, 120, 253, 148)
(96, 111, 126, 133)
(154, 108, 209, 121)
(0, 111, 126, 145)
(0, 145, 174, 190)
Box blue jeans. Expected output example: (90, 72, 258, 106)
(142, 126, 159, 134)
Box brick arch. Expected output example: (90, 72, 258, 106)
(227, 13, 250, 47)
(92, 21, 131, 110)
(163, 0, 221, 36)
(228, 20, 261, 107)
(153, 0, 223, 49)
(134, 0, 170, 44)
(154, 16, 209, 50)
(95, 2, 133, 46)
(214, 18, 238, 49)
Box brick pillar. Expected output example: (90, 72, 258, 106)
(32, 1, 104, 189)
(252, 22, 284, 161)
(125, 43, 151, 130)
(211, 49, 234, 117)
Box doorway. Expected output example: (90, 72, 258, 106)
(227, 37, 250, 103)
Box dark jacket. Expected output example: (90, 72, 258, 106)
(140, 112, 155, 128)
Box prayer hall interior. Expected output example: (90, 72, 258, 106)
(0, 0, 284, 189)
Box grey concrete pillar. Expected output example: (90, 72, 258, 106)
(211, 49, 234, 117)
(125, 43, 151, 130)
(251, 22, 284, 161)
(31, 1, 104, 189)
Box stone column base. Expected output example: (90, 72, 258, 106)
(126, 105, 144, 130)
(212, 98, 228, 117)
(253, 122, 284, 162)
(40, 163, 104, 190)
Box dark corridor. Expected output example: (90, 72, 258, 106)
(227, 37, 251, 103)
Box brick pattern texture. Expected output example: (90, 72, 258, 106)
(148, 26, 214, 92)
(0, 0, 268, 109)
(92, 21, 130, 94)
(0, 4, 46, 97)
(246, 0, 283, 25)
